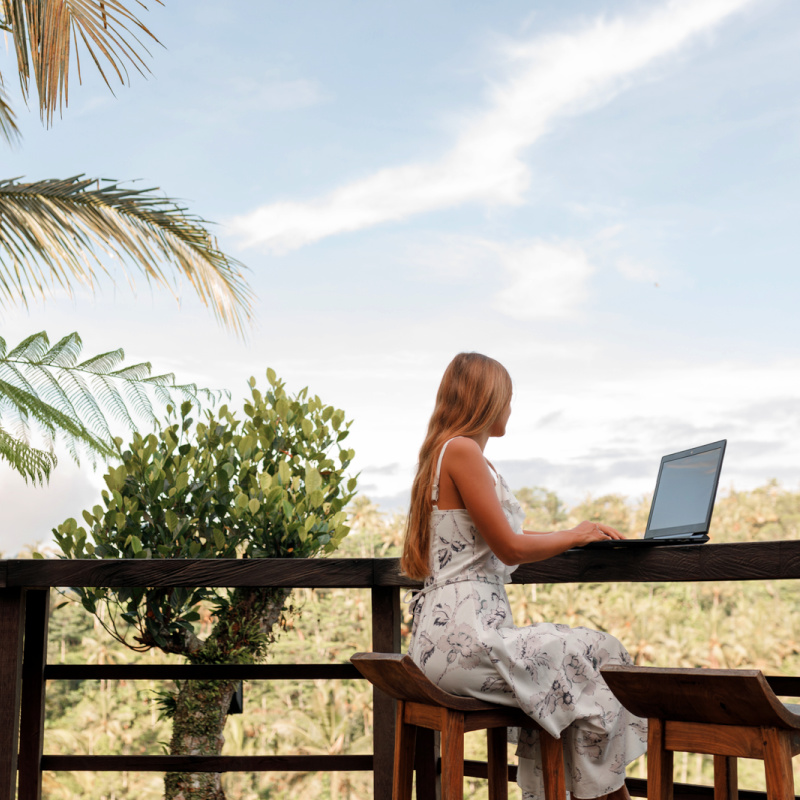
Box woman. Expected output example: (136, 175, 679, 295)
(403, 353, 647, 800)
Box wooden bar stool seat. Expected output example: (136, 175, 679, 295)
(602, 665, 800, 800)
(351, 652, 566, 800)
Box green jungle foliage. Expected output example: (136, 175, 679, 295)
(37, 481, 800, 800)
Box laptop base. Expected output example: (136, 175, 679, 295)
(579, 534, 709, 550)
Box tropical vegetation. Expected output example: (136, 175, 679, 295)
(54, 370, 357, 800)
(0, 1, 252, 484)
(30, 480, 800, 800)
(0, 331, 219, 483)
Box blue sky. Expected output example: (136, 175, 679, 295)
(1, 0, 799, 553)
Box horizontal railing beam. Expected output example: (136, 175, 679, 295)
(510, 540, 800, 584)
(44, 663, 362, 681)
(5, 541, 800, 590)
(624, 777, 795, 800)
(41, 754, 373, 772)
(1, 559, 377, 589)
(461, 766, 793, 800)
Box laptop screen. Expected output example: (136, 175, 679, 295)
(645, 440, 727, 538)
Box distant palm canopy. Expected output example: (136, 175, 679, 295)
(0, 0, 253, 482)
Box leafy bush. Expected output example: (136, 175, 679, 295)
(54, 367, 356, 655)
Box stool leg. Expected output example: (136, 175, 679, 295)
(540, 729, 566, 800)
(647, 719, 673, 800)
(394, 700, 417, 800)
(762, 729, 794, 800)
(487, 726, 509, 800)
(713, 756, 738, 800)
(440, 710, 465, 800)
(414, 727, 440, 800)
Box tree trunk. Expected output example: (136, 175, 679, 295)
(163, 587, 291, 800)
(164, 678, 238, 800)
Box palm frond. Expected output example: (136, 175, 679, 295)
(0, 426, 56, 483)
(0, 74, 22, 145)
(0, 176, 252, 334)
(2, 0, 160, 125)
(0, 330, 221, 481)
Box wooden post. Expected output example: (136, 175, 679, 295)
(647, 719, 674, 800)
(371, 586, 401, 800)
(0, 587, 25, 800)
(762, 728, 794, 800)
(540, 729, 566, 800)
(713, 755, 737, 800)
(439, 710, 465, 800)
(18, 589, 50, 800)
(394, 699, 416, 800)
(486, 726, 508, 800)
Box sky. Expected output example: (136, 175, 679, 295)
(1, 0, 799, 554)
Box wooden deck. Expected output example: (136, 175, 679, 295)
(3, 541, 800, 800)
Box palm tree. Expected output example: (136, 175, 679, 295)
(0, 0, 253, 481)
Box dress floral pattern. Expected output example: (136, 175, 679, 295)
(407, 439, 647, 800)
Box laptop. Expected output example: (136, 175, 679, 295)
(582, 439, 727, 549)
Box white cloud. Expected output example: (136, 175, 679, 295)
(231, 0, 757, 253)
(236, 74, 329, 111)
(616, 258, 660, 283)
(491, 240, 594, 319)
(408, 235, 595, 318)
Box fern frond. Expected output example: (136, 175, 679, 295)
(0, 330, 221, 481)
(90, 372, 136, 429)
(122, 376, 154, 420)
(0, 426, 56, 484)
(110, 362, 155, 381)
(40, 332, 83, 367)
(7, 330, 50, 360)
(77, 348, 127, 374)
(41, 361, 113, 442)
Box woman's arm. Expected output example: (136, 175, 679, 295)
(441, 437, 622, 566)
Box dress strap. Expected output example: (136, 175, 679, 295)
(432, 437, 460, 509)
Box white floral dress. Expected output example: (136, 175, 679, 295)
(407, 438, 647, 800)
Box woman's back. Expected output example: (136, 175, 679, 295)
(424, 438, 522, 589)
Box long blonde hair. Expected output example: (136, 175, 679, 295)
(401, 353, 513, 580)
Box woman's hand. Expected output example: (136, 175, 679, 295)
(569, 520, 624, 547)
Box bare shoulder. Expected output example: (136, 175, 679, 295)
(443, 436, 482, 458)
(442, 437, 489, 473)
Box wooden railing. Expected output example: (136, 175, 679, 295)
(3, 540, 800, 800)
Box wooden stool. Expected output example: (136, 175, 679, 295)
(351, 652, 566, 800)
(602, 665, 800, 800)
